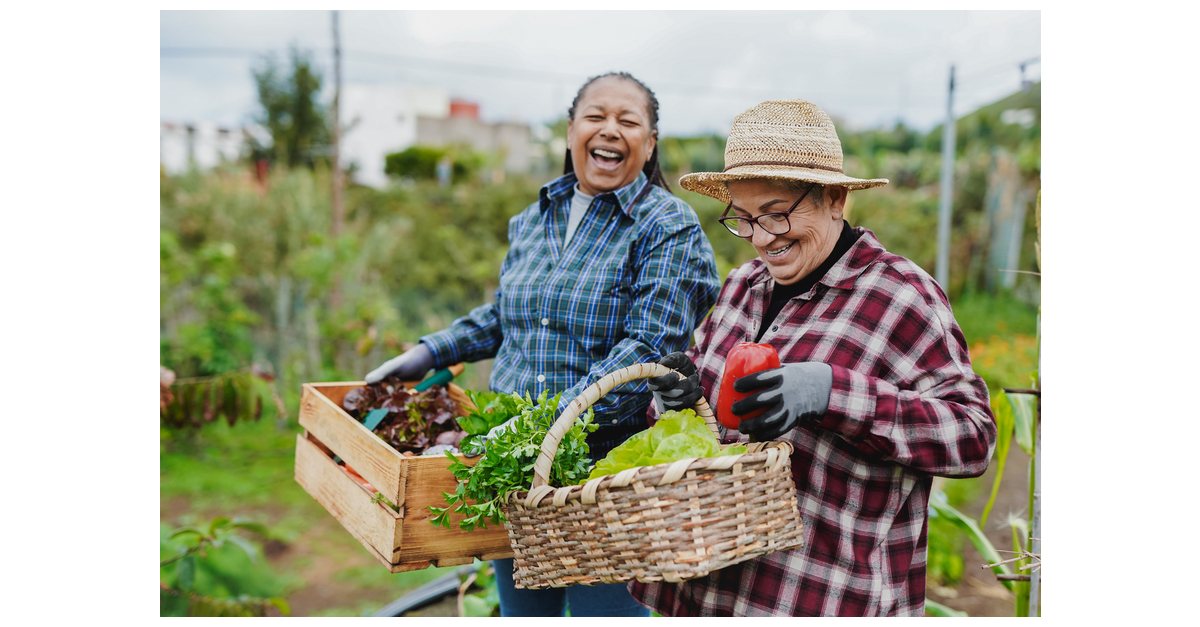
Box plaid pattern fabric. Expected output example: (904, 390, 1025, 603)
(421, 171, 720, 459)
(629, 227, 996, 616)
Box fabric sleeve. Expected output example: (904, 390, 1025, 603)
(557, 222, 720, 422)
(420, 299, 503, 368)
(419, 208, 531, 367)
(807, 285, 997, 478)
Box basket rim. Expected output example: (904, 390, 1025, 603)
(505, 440, 793, 510)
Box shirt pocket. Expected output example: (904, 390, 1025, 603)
(556, 262, 631, 360)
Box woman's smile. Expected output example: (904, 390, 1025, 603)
(763, 240, 795, 260)
(589, 146, 625, 170)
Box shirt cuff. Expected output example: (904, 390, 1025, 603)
(815, 364, 891, 442)
(418, 329, 461, 369)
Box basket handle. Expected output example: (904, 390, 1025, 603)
(530, 362, 717, 490)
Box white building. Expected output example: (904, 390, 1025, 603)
(341, 83, 537, 188)
(339, 84, 450, 188)
(160, 121, 253, 174)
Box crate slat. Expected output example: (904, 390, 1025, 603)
(294, 380, 515, 572)
(294, 433, 404, 564)
(299, 383, 406, 505)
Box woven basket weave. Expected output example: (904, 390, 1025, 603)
(500, 363, 805, 589)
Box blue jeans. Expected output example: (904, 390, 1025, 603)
(492, 558, 650, 617)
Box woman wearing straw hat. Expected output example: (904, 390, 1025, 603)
(364, 72, 721, 617)
(633, 100, 996, 617)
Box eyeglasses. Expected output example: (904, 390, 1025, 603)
(717, 183, 814, 238)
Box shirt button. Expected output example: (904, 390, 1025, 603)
(541, 318, 549, 326)
(611, 419, 618, 424)
(537, 374, 545, 382)
(772, 325, 779, 332)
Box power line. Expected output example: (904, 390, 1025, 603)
(160, 46, 950, 106)
(957, 55, 1040, 85)
(161, 46, 1039, 125)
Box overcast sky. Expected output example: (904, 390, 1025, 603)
(161, 10, 1040, 136)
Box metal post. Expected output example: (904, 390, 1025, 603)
(935, 65, 956, 289)
(330, 11, 344, 311)
(1028, 310, 1041, 616)
(331, 10, 344, 239)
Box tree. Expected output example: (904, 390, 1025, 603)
(251, 48, 330, 169)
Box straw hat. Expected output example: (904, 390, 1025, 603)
(679, 99, 888, 203)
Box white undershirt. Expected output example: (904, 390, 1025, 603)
(564, 184, 595, 246)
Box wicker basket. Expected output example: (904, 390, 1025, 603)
(500, 363, 805, 589)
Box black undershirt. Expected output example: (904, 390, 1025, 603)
(755, 220, 860, 343)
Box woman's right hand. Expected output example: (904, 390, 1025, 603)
(646, 352, 703, 411)
(364, 343, 434, 384)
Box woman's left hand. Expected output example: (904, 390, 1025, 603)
(732, 362, 833, 441)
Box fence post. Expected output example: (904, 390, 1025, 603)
(935, 64, 956, 289)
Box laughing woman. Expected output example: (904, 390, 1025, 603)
(363, 73, 721, 616)
(637, 100, 997, 616)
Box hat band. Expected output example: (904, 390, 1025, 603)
(723, 160, 844, 174)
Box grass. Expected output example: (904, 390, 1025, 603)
(950, 289, 1039, 347)
(161, 412, 470, 616)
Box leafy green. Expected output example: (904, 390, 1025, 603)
(428, 391, 596, 532)
(586, 410, 747, 481)
(456, 389, 527, 457)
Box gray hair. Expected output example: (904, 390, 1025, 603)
(775, 179, 826, 207)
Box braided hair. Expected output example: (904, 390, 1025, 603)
(563, 72, 672, 193)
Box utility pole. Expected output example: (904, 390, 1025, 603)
(331, 10, 344, 240)
(330, 11, 344, 309)
(1019, 55, 1040, 92)
(935, 65, 956, 290)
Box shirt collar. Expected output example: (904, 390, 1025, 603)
(747, 226, 886, 291)
(539, 171, 649, 218)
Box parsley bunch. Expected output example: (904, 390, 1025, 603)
(429, 390, 597, 532)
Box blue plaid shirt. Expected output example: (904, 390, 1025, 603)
(421, 171, 720, 458)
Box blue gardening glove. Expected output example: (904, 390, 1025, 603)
(731, 362, 833, 442)
(646, 352, 703, 412)
(364, 343, 435, 385)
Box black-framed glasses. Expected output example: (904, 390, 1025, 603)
(717, 183, 814, 238)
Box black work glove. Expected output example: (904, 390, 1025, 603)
(731, 362, 833, 442)
(364, 343, 435, 385)
(646, 352, 703, 412)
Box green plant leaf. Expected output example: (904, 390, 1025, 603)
(267, 597, 290, 616)
(225, 534, 260, 566)
(208, 516, 232, 535)
(925, 598, 968, 617)
(170, 527, 206, 541)
(228, 519, 270, 537)
(981, 392, 1015, 526)
(176, 555, 196, 592)
(928, 490, 1016, 593)
(462, 594, 496, 617)
(653, 433, 716, 460)
(1007, 392, 1038, 456)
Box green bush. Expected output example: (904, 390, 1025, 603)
(384, 145, 489, 184)
(159, 517, 299, 616)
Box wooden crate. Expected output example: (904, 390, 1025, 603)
(294, 380, 514, 573)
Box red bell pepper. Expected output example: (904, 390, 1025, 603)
(716, 342, 781, 430)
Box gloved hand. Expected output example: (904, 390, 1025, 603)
(364, 343, 435, 385)
(646, 352, 703, 412)
(460, 416, 519, 457)
(731, 362, 833, 442)
(484, 417, 518, 442)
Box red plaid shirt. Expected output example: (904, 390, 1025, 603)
(629, 227, 996, 616)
